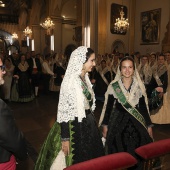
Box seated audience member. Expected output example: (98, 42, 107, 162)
(149, 53, 157, 74)
(111, 53, 119, 80)
(150, 54, 169, 123)
(137, 55, 152, 97)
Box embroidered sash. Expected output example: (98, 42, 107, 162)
(154, 73, 163, 86)
(112, 81, 147, 129)
(154, 64, 167, 86)
(80, 78, 93, 108)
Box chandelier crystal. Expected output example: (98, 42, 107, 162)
(114, 6, 129, 33)
(23, 26, 32, 37)
(40, 17, 55, 35)
(12, 32, 18, 39)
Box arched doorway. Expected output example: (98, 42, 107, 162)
(111, 40, 126, 54)
(0, 30, 20, 55)
(7, 45, 19, 55)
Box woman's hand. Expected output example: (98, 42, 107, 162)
(102, 125, 108, 139)
(155, 87, 163, 93)
(147, 127, 153, 139)
(91, 79, 96, 84)
(62, 141, 70, 156)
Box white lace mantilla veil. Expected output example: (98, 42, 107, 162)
(57, 46, 96, 123)
(99, 62, 150, 126)
(137, 63, 152, 84)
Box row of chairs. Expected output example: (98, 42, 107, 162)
(64, 138, 170, 170)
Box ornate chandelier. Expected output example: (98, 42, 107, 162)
(40, 17, 55, 35)
(12, 32, 18, 39)
(114, 6, 129, 33)
(0, 1, 5, 7)
(23, 26, 32, 37)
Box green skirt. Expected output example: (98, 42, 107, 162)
(34, 121, 74, 170)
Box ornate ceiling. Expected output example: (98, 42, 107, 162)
(0, 0, 32, 14)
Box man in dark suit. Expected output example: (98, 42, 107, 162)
(28, 51, 42, 97)
(0, 58, 27, 169)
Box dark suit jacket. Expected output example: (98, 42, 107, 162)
(27, 57, 42, 73)
(0, 99, 27, 163)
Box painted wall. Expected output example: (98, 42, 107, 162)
(61, 0, 77, 53)
(134, 0, 170, 54)
(62, 24, 76, 53)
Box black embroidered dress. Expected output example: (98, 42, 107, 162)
(102, 80, 153, 170)
(35, 78, 104, 170)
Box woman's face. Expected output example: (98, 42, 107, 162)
(83, 53, 96, 72)
(158, 56, 165, 65)
(141, 57, 148, 65)
(21, 55, 26, 61)
(120, 60, 134, 78)
(151, 54, 156, 62)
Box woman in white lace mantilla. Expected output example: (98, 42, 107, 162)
(35, 46, 104, 170)
(150, 54, 169, 124)
(149, 53, 157, 74)
(99, 56, 153, 170)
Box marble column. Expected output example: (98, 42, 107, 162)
(32, 24, 42, 53)
(51, 16, 63, 53)
(82, 0, 98, 54)
(90, 0, 99, 54)
(98, 0, 107, 55)
(82, 0, 90, 47)
(128, 0, 136, 54)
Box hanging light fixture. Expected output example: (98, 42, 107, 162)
(12, 32, 18, 39)
(40, 17, 55, 35)
(114, 6, 129, 33)
(23, 26, 32, 37)
(0, 1, 5, 7)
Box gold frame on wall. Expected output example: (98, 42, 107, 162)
(141, 8, 161, 45)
